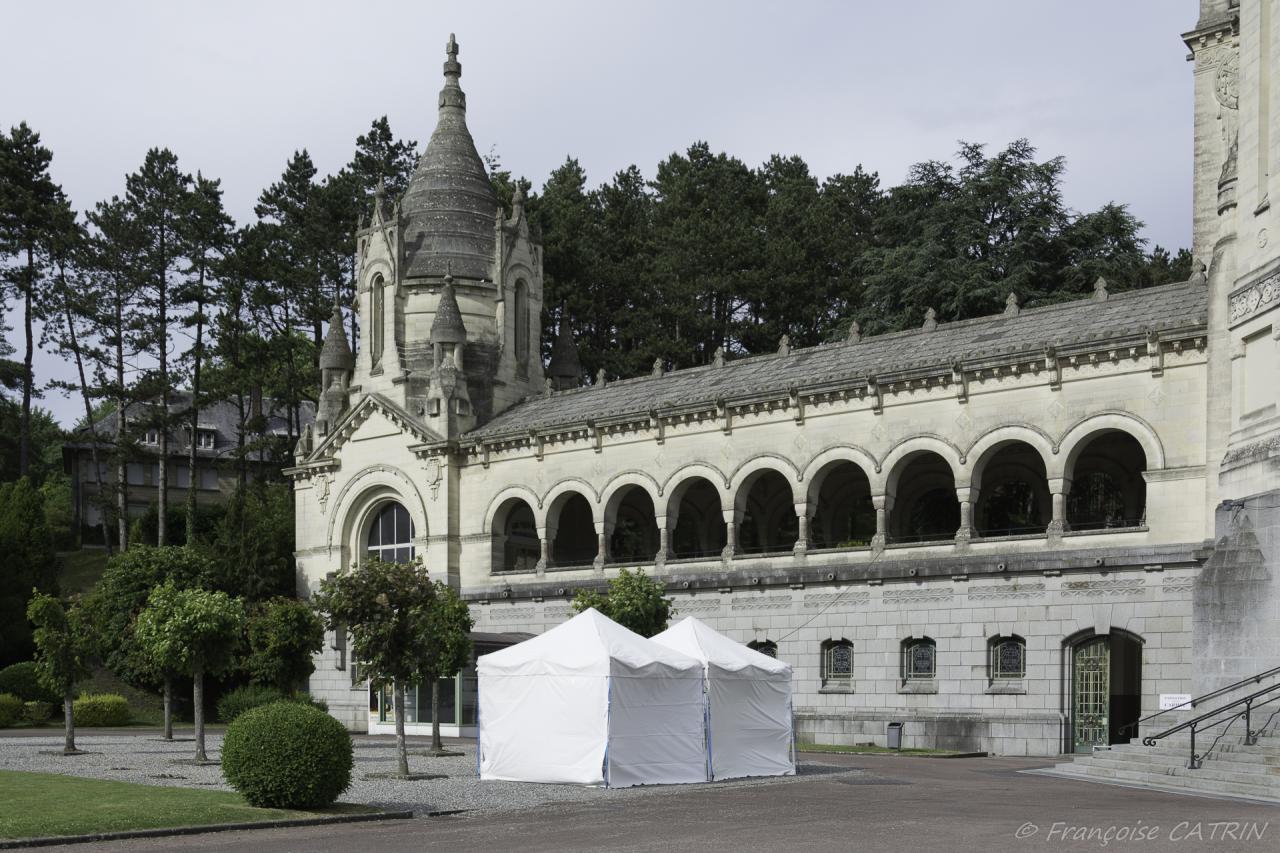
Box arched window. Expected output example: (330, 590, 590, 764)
(514, 280, 529, 367)
(747, 639, 777, 659)
(989, 635, 1026, 680)
(901, 637, 936, 681)
(1066, 431, 1148, 530)
(821, 639, 854, 688)
(367, 502, 415, 563)
(369, 274, 384, 369)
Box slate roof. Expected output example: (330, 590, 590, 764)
(65, 392, 316, 461)
(468, 280, 1208, 440)
(319, 305, 354, 370)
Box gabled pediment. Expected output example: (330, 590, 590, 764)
(303, 393, 443, 463)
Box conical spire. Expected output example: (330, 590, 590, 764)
(400, 33, 498, 281)
(431, 272, 467, 344)
(319, 297, 354, 371)
(546, 316, 582, 389)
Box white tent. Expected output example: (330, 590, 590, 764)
(476, 608, 709, 787)
(652, 617, 795, 780)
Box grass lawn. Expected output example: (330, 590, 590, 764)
(797, 742, 969, 756)
(56, 548, 111, 596)
(0, 770, 371, 840)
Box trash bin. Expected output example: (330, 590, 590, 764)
(886, 722, 903, 750)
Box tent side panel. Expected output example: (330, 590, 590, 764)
(709, 669, 795, 780)
(606, 666, 708, 787)
(478, 673, 609, 784)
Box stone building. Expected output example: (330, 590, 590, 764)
(288, 8, 1280, 756)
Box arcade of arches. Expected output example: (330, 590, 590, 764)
(490, 429, 1151, 572)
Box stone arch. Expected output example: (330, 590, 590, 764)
(965, 425, 1055, 488)
(728, 453, 802, 499)
(600, 471, 662, 519)
(1056, 412, 1165, 479)
(540, 477, 601, 516)
(544, 484, 598, 568)
(488, 492, 540, 574)
(804, 450, 877, 550)
(327, 465, 429, 560)
(483, 485, 543, 532)
(730, 456, 801, 555)
(881, 436, 964, 498)
(659, 463, 731, 515)
(800, 445, 879, 504)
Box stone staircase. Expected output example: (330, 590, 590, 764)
(1047, 724, 1280, 802)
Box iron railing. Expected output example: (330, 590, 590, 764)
(1120, 665, 1280, 739)
(1141, 674, 1280, 769)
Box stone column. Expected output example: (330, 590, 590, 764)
(721, 508, 738, 561)
(593, 520, 608, 574)
(1047, 477, 1071, 541)
(793, 502, 810, 557)
(955, 486, 975, 550)
(535, 525, 553, 574)
(871, 495, 890, 553)
(655, 515, 671, 569)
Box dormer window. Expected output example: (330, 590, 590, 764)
(144, 429, 160, 446)
(196, 429, 216, 450)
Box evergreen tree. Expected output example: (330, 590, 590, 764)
(0, 477, 57, 666)
(0, 123, 62, 476)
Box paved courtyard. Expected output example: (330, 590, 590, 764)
(2, 732, 1277, 852)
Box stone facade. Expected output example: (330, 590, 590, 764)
(289, 12, 1280, 756)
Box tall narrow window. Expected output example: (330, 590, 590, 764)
(902, 637, 936, 681)
(513, 280, 529, 366)
(989, 636, 1026, 680)
(821, 639, 854, 689)
(366, 502, 415, 563)
(370, 274, 384, 369)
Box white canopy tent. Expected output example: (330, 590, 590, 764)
(476, 608, 709, 787)
(652, 617, 795, 780)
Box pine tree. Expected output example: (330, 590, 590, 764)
(0, 123, 62, 476)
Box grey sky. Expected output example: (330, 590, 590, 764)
(3, 0, 1197, 427)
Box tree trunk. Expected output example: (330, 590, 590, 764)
(19, 246, 34, 477)
(163, 676, 173, 741)
(394, 681, 409, 777)
(431, 678, 443, 753)
(114, 292, 129, 551)
(156, 229, 169, 547)
(63, 692, 76, 754)
(63, 285, 113, 554)
(193, 666, 206, 761)
(186, 291, 204, 545)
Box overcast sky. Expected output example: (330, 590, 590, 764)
(3, 0, 1198, 426)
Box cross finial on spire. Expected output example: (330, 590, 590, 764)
(375, 175, 386, 199)
(444, 259, 454, 284)
(447, 33, 458, 61)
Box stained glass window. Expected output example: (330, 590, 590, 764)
(367, 502, 416, 563)
(748, 640, 777, 659)
(903, 638, 936, 680)
(823, 640, 853, 686)
(991, 636, 1026, 679)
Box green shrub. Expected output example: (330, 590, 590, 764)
(217, 685, 287, 723)
(222, 701, 352, 809)
(23, 701, 53, 724)
(297, 693, 328, 714)
(0, 662, 59, 703)
(0, 693, 22, 727)
(73, 694, 131, 727)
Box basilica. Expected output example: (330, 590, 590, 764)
(288, 2, 1280, 757)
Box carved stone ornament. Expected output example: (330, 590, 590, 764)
(1215, 50, 1239, 110)
(1229, 272, 1280, 324)
(423, 456, 443, 501)
(314, 472, 331, 514)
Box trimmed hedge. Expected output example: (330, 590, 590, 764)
(23, 701, 54, 724)
(0, 693, 22, 727)
(222, 701, 353, 809)
(73, 694, 131, 727)
(0, 662, 59, 704)
(218, 685, 330, 723)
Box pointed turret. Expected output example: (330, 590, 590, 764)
(425, 272, 475, 437)
(431, 273, 468, 347)
(546, 318, 582, 390)
(399, 34, 499, 281)
(316, 298, 354, 436)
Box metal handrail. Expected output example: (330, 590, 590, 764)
(1119, 664, 1280, 738)
(1142, 681, 1280, 769)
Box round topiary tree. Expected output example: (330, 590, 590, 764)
(221, 701, 353, 809)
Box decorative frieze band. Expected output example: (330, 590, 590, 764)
(802, 591, 871, 609)
(730, 594, 794, 612)
(1229, 272, 1280, 325)
(1061, 579, 1146, 597)
(967, 583, 1046, 601)
(882, 587, 954, 604)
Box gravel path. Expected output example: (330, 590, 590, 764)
(0, 734, 862, 816)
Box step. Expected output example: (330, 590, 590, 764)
(1077, 755, 1280, 786)
(1058, 764, 1280, 800)
(1101, 745, 1280, 769)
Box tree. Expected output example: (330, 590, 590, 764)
(245, 597, 324, 692)
(83, 545, 211, 737)
(26, 592, 95, 754)
(571, 568, 672, 637)
(0, 477, 57, 666)
(0, 123, 62, 476)
(207, 482, 294, 601)
(176, 173, 232, 544)
(136, 581, 244, 762)
(124, 149, 192, 547)
(313, 557, 442, 777)
(418, 582, 473, 755)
